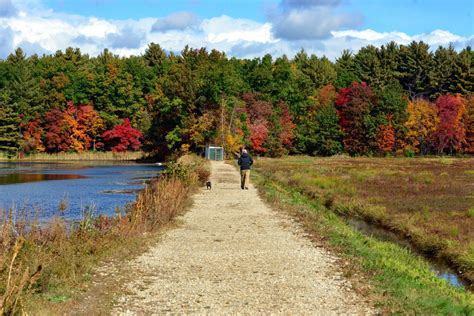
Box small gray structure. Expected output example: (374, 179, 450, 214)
(205, 145, 224, 161)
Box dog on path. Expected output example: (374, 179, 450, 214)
(206, 181, 212, 190)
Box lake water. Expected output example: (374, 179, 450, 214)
(0, 162, 164, 221)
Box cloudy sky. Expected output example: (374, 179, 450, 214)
(0, 0, 473, 60)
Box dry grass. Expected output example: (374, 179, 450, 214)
(0, 151, 145, 161)
(0, 154, 208, 314)
(254, 156, 474, 286)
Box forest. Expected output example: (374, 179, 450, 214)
(0, 41, 473, 158)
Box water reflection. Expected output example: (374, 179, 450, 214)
(0, 173, 86, 185)
(0, 162, 163, 221)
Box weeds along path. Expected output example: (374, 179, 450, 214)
(113, 161, 373, 314)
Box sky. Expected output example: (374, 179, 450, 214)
(0, 0, 473, 60)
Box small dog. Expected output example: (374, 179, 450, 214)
(206, 181, 212, 190)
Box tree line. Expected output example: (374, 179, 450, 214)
(0, 41, 473, 158)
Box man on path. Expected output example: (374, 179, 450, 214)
(238, 149, 253, 190)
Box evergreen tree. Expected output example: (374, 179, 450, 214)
(335, 50, 359, 89)
(5, 48, 43, 122)
(430, 45, 458, 99)
(398, 41, 433, 99)
(0, 103, 21, 155)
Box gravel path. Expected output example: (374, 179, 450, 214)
(113, 161, 373, 315)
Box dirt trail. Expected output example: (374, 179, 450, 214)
(113, 161, 373, 314)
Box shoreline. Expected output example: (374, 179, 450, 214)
(0, 151, 146, 162)
(0, 155, 209, 314)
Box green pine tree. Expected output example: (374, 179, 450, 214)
(0, 104, 21, 156)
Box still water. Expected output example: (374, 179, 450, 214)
(0, 162, 164, 221)
(346, 218, 471, 291)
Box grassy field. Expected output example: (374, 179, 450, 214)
(252, 156, 474, 313)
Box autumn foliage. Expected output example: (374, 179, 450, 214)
(464, 96, 474, 154)
(402, 99, 439, 154)
(20, 118, 45, 153)
(1, 43, 473, 158)
(18, 102, 142, 154)
(430, 95, 466, 154)
(102, 118, 143, 152)
(278, 101, 296, 147)
(376, 123, 395, 154)
(44, 108, 71, 152)
(335, 82, 377, 155)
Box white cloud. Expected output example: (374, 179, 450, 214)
(331, 29, 464, 46)
(271, 6, 361, 40)
(202, 15, 274, 44)
(78, 17, 118, 38)
(0, 2, 472, 61)
(268, 0, 362, 40)
(151, 12, 199, 32)
(413, 29, 464, 45)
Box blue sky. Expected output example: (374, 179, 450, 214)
(0, 0, 473, 59)
(42, 0, 473, 36)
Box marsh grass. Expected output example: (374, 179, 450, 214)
(253, 156, 474, 287)
(252, 162, 474, 314)
(0, 151, 145, 161)
(0, 155, 208, 314)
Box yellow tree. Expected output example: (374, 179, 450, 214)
(63, 102, 105, 152)
(63, 103, 84, 152)
(77, 104, 105, 150)
(402, 99, 439, 154)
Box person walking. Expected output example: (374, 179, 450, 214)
(238, 149, 253, 190)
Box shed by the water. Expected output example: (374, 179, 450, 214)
(205, 145, 224, 161)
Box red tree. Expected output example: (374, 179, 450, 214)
(463, 96, 474, 154)
(102, 118, 143, 152)
(335, 82, 377, 155)
(430, 95, 466, 154)
(242, 92, 273, 122)
(21, 117, 45, 153)
(249, 122, 268, 154)
(44, 108, 72, 152)
(242, 92, 272, 153)
(278, 101, 296, 147)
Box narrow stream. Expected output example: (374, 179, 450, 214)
(346, 218, 471, 291)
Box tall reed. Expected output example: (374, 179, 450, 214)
(0, 151, 145, 161)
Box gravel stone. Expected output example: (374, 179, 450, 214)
(113, 161, 374, 315)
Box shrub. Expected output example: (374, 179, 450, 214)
(467, 208, 474, 218)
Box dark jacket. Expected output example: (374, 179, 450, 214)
(238, 153, 253, 170)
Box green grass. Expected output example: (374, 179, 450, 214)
(252, 168, 474, 314)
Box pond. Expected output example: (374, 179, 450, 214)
(0, 162, 164, 222)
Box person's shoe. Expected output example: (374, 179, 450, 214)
(241, 186, 244, 190)
(245, 187, 249, 190)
